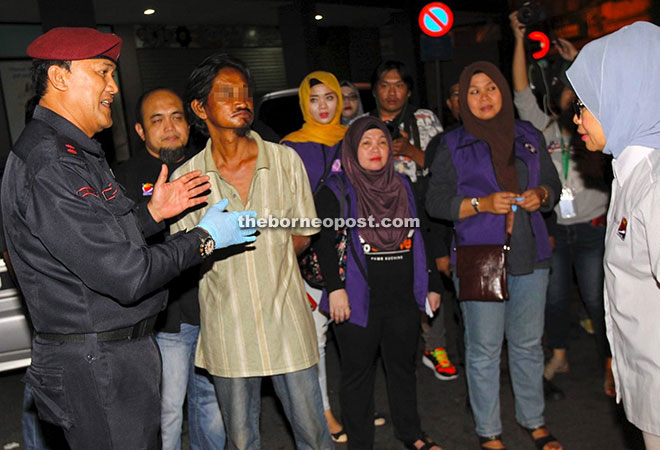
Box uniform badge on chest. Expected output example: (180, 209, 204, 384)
(142, 183, 154, 196)
(617, 217, 627, 240)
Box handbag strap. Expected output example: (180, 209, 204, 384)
(504, 211, 514, 250)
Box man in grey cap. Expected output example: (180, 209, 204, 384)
(2, 27, 256, 450)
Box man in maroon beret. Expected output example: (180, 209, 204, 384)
(1, 27, 257, 450)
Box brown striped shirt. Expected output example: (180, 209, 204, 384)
(170, 131, 320, 377)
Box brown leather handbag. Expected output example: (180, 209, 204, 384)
(456, 210, 515, 302)
(455, 235, 511, 302)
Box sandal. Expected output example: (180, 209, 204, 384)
(522, 426, 562, 450)
(478, 434, 506, 449)
(604, 358, 616, 398)
(331, 428, 347, 443)
(543, 357, 569, 380)
(403, 434, 442, 450)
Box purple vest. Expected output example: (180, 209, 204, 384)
(281, 140, 341, 192)
(443, 120, 551, 262)
(318, 173, 429, 328)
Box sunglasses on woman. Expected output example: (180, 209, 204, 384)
(573, 98, 586, 119)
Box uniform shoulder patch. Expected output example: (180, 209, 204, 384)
(53, 137, 88, 172)
(55, 136, 85, 160)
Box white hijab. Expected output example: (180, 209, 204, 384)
(566, 21, 660, 157)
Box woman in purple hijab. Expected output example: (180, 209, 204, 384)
(314, 116, 443, 450)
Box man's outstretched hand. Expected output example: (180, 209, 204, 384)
(148, 164, 210, 223)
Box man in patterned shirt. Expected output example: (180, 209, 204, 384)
(369, 60, 458, 382)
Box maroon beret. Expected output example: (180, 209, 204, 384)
(27, 27, 122, 63)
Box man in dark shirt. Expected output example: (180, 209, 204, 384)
(1, 27, 255, 450)
(369, 61, 457, 381)
(114, 88, 224, 450)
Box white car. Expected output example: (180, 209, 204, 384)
(0, 257, 32, 372)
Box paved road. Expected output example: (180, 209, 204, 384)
(0, 298, 646, 450)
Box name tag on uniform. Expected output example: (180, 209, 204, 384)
(617, 217, 627, 240)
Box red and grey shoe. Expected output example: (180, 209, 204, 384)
(422, 347, 459, 381)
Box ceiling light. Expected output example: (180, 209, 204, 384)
(143, 8, 156, 15)
(314, 14, 323, 21)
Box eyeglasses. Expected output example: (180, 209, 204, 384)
(342, 94, 358, 102)
(573, 98, 586, 119)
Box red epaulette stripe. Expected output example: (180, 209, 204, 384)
(78, 187, 99, 198)
(102, 183, 118, 201)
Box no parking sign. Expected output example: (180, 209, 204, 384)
(418, 2, 454, 37)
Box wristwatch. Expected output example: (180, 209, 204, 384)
(192, 227, 215, 258)
(471, 197, 480, 213)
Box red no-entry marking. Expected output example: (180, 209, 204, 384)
(529, 31, 550, 59)
(419, 2, 454, 37)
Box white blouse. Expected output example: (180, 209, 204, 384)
(605, 145, 660, 435)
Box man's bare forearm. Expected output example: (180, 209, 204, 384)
(292, 235, 311, 256)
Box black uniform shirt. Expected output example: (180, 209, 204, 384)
(1, 106, 203, 334)
(114, 148, 201, 331)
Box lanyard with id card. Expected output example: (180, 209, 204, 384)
(558, 136, 577, 219)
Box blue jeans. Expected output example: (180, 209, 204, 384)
(156, 324, 225, 450)
(458, 269, 549, 437)
(308, 282, 332, 411)
(545, 223, 609, 358)
(213, 365, 333, 450)
(22, 383, 68, 450)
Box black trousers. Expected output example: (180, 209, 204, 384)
(334, 298, 422, 450)
(25, 334, 161, 450)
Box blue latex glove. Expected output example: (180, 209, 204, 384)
(196, 198, 257, 249)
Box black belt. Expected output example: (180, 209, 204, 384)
(37, 316, 157, 343)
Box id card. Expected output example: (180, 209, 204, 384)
(425, 297, 434, 318)
(559, 186, 577, 219)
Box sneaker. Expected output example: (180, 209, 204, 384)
(422, 347, 458, 381)
(374, 412, 386, 427)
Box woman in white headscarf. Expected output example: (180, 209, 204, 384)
(339, 81, 364, 126)
(566, 21, 660, 449)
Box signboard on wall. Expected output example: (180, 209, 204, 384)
(0, 60, 32, 144)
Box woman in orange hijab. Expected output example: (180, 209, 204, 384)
(281, 71, 347, 442)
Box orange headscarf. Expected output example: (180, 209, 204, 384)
(281, 71, 347, 146)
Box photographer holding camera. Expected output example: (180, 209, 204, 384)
(369, 60, 443, 181)
(510, 9, 614, 400)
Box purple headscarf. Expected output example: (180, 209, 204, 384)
(341, 116, 411, 251)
